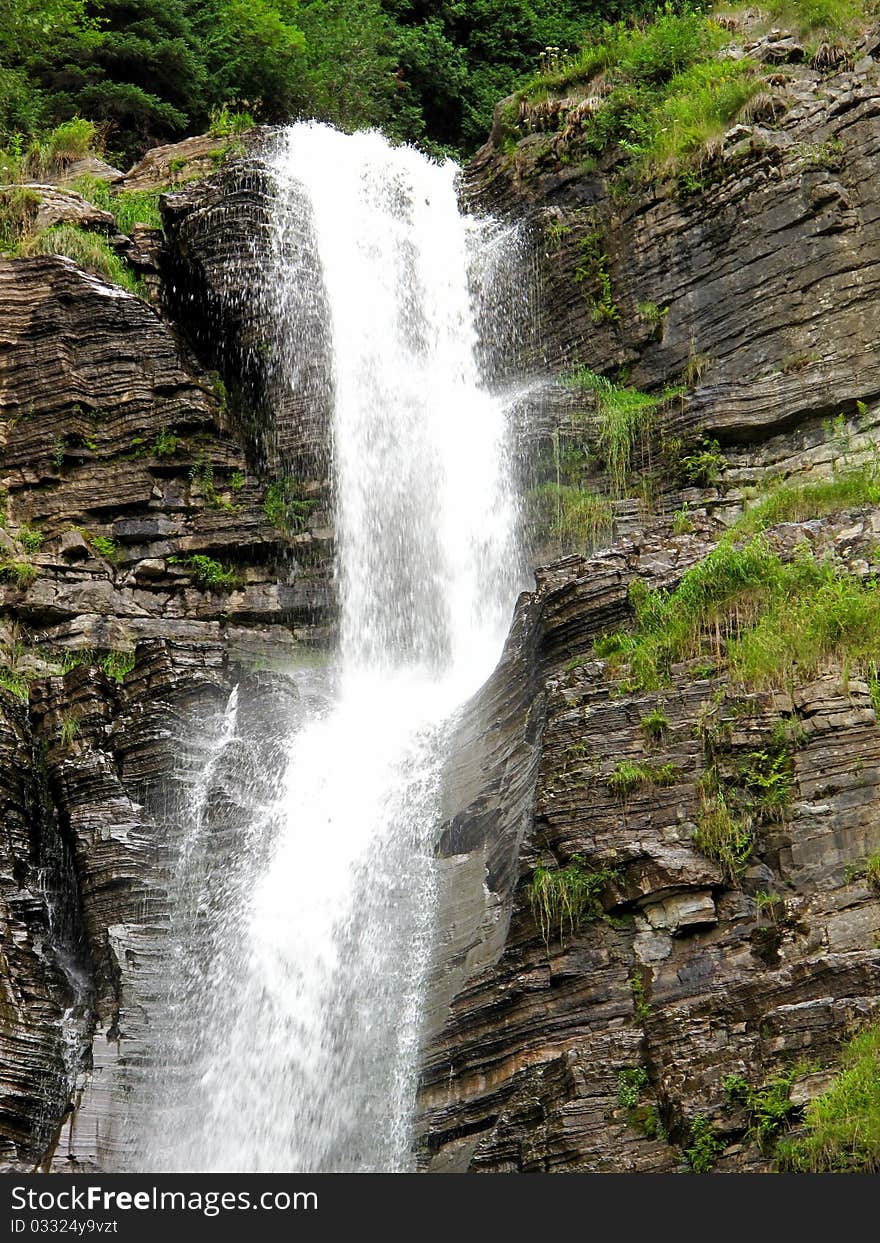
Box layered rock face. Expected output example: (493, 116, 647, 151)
(0, 149, 334, 1168)
(416, 26, 880, 1171)
(4, 22, 880, 1175)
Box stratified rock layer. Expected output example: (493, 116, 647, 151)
(417, 25, 880, 1172)
(0, 157, 334, 1167)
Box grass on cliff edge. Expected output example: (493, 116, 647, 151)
(595, 534, 880, 692)
(593, 463, 880, 691)
(70, 176, 162, 235)
(516, 9, 762, 182)
(776, 1023, 880, 1171)
(515, 1, 879, 182)
(8, 222, 146, 296)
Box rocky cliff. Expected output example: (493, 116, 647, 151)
(2, 18, 880, 1175)
(0, 134, 334, 1169)
(415, 21, 880, 1172)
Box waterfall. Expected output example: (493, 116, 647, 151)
(146, 122, 525, 1173)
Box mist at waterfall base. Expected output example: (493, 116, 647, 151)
(143, 123, 528, 1173)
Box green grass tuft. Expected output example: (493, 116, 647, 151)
(526, 856, 619, 947)
(21, 224, 145, 296)
(169, 553, 240, 591)
(528, 482, 613, 551)
(776, 1023, 880, 1172)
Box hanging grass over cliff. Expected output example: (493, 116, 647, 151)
(567, 368, 684, 496)
(527, 857, 620, 947)
(595, 534, 880, 692)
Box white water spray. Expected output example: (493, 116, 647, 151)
(148, 123, 525, 1172)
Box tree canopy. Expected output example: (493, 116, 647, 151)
(0, 0, 662, 164)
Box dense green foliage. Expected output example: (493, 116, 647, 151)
(4, 1, 878, 168)
(0, 0, 616, 163)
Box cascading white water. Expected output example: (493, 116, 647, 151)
(147, 122, 525, 1172)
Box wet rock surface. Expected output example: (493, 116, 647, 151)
(0, 142, 333, 1167)
(417, 26, 880, 1173)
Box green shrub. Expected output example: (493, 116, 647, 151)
(264, 478, 317, 534)
(526, 856, 619, 947)
(169, 553, 240, 591)
(152, 429, 181, 457)
(82, 533, 119, 563)
(676, 438, 726, 488)
(686, 1114, 724, 1172)
(777, 1024, 880, 1172)
(0, 560, 38, 589)
(672, 502, 694, 535)
(618, 1066, 650, 1109)
(723, 1069, 800, 1151)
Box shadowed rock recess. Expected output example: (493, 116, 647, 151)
(2, 20, 880, 1174)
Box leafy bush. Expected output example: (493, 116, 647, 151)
(686, 1114, 724, 1172)
(84, 533, 119, 562)
(618, 1066, 649, 1108)
(169, 553, 240, 591)
(264, 477, 317, 534)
